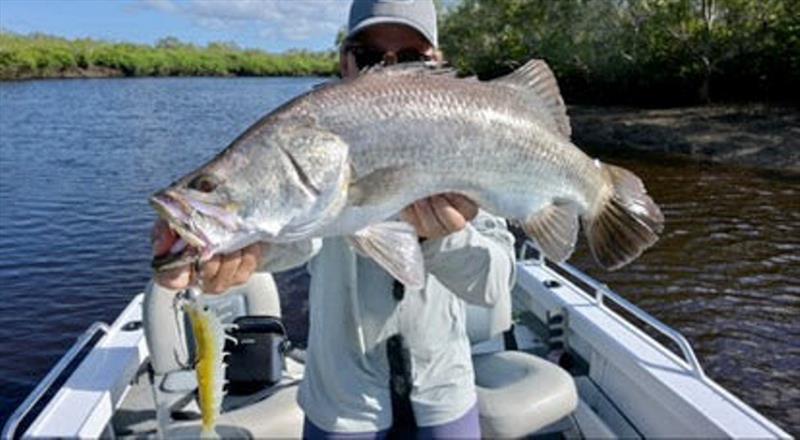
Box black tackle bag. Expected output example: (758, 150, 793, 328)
(224, 315, 288, 394)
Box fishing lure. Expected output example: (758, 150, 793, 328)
(182, 288, 229, 439)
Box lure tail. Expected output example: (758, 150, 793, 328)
(200, 426, 220, 439)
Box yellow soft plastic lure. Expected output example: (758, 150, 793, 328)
(183, 290, 227, 439)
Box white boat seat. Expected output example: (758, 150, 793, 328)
(143, 272, 281, 376)
(473, 351, 578, 438)
(142, 273, 284, 436)
(162, 369, 197, 392)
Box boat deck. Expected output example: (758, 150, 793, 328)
(5, 249, 791, 439)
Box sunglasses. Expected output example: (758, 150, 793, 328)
(346, 44, 432, 70)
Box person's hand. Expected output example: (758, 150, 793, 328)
(151, 219, 266, 294)
(401, 194, 478, 240)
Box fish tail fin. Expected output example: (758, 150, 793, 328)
(583, 163, 664, 270)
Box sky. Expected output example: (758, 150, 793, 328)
(0, 0, 353, 52)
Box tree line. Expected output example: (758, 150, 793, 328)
(439, 0, 798, 104)
(0, 33, 338, 80)
(2, 1, 797, 104)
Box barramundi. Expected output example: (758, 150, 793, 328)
(150, 59, 664, 288)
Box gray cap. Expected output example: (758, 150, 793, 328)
(347, 0, 438, 47)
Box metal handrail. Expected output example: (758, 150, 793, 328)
(2, 321, 110, 440)
(518, 240, 706, 379)
(561, 262, 706, 379)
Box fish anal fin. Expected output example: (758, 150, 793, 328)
(348, 222, 426, 290)
(492, 59, 571, 139)
(522, 202, 579, 263)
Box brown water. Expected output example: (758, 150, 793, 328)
(0, 78, 796, 433)
(568, 152, 800, 433)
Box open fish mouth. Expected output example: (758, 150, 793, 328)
(150, 237, 204, 272)
(149, 191, 213, 272)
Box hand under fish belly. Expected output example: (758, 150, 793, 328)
(150, 59, 664, 289)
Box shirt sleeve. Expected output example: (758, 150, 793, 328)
(259, 238, 322, 273)
(421, 210, 516, 307)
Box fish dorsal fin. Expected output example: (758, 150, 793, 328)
(493, 59, 571, 139)
(361, 61, 458, 78)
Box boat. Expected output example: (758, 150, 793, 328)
(3, 241, 791, 439)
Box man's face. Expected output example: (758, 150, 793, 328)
(340, 23, 437, 78)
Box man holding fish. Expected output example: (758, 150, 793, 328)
(150, 0, 663, 437)
(152, 1, 516, 438)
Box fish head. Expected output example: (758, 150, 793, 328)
(150, 124, 350, 271)
(149, 159, 249, 269)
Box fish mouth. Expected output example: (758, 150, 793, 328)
(149, 191, 214, 272)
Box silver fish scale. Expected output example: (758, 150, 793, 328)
(277, 71, 605, 220)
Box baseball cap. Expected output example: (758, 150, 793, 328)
(347, 0, 438, 47)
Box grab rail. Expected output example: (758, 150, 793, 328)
(2, 321, 110, 440)
(518, 241, 707, 379)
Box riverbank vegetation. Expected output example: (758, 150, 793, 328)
(0, 33, 338, 80)
(439, 0, 799, 105)
(2, 0, 797, 105)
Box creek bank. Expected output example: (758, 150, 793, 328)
(570, 105, 800, 173)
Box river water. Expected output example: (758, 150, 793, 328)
(0, 78, 797, 433)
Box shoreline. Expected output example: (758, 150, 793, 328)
(570, 105, 800, 173)
(1, 66, 125, 81)
(0, 66, 332, 81)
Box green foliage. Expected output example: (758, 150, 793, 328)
(0, 33, 338, 80)
(440, 0, 799, 104)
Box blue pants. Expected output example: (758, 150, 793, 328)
(303, 404, 481, 439)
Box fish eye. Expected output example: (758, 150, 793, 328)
(188, 174, 219, 193)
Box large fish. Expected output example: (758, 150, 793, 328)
(150, 60, 663, 288)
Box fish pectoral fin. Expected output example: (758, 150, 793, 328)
(348, 222, 426, 290)
(521, 202, 579, 263)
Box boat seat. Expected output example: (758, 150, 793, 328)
(142, 273, 283, 435)
(143, 272, 281, 377)
(473, 351, 577, 438)
(466, 302, 578, 437)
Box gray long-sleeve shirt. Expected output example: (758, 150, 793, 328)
(263, 211, 515, 432)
